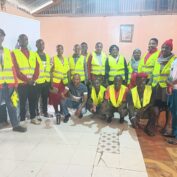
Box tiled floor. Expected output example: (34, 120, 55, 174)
(0, 108, 148, 177)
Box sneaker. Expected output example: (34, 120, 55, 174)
(63, 114, 70, 123)
(31, 118, 41, 125)
(13, 126, 27, 132)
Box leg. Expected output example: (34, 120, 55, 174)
(101, 102, 114, 123)
(35, 84, 42, 117)
(17, 84, 28, 121)
(41, 82, 49, 116)
(117, 103, 128, 123)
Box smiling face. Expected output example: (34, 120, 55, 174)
(148, 39, 158, 52)
(161, 44, 172, 58)
(133, 49, 141, 61)
(114, 76, 122, 90)
(93, 79, 101, 91)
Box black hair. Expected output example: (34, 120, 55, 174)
(109, 45, 119, 54)
(150, 38, 158, 45)
(0, 28, 5, 36)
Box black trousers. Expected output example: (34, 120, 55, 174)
(0, 104, 7, 123)
(35, 82, 50, 115)
(18, 84, 37, 121)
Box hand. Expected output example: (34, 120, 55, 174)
(75, 108, 81, 117)
(27, 79, 35, 85)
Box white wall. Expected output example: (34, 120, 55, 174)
(0, 12, 40, 50)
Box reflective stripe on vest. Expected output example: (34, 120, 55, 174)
(69, 55, 85, 81)
(138, 50, 160, 78)
(108, 55, 125, 81)
(35, 53, 51, 83)
(152, 55, 175, 88)
(52, 56, 69, 85)
(91, 85, 106, 106)
(109, 84, 127, 107)
(131, 85, 152, 109)
(91, 52, 106, 76)
(13, 49, 37, 83)
(0, 48, 16, 86)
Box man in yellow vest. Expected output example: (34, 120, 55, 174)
(81, 42, 90, 63)
(12, 34, 40, 125)
(88, 42, 107, 84)
(35, 39, 51, 118)
(69, 44, 87, 83)
(102, 75, 128, 123)
(49, 44, 70, 124)
(87, 79, 106, 115)
(151, 39, 176, 136)
(0, 28, 26, 132)
(128, 73, 158, 136)
(105, 45, 128, 86)
(128, 48, 141, 86)
(138, 38, 160, 82)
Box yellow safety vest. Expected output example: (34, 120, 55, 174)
(138, 50, 160, 78)
(91, 85, 106, 106)
(69, 55, 85, 81)
(109, 84, 127, 108)
(152, 55, 175, 88)
(0, 48, 16, 86)
(108, 55, 125, 81)
(52, 56, 69, 85)
(35, 52, 51, 84)
(82, 53, 90, 63)
(131, 85, 152, 109)
(91, 51, 106, 76)
(13, 49, 37, 83)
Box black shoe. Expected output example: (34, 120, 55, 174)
(13, 126, 27, 133)
(107, 117, 112, 123)
(119, 117, 124, 124)
(78, 113, 83, 119)
(56, 113, 61, 125)
(63, 114, 70, 123)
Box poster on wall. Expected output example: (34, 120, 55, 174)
(0, 12, 40, 50)
(120, 24, 134, 42)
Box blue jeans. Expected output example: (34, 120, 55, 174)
(0, 84, 19, 128)
(60, 98, 86, 117)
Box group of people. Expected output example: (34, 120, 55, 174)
(0, 28, 177, 145)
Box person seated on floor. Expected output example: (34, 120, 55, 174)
(102, 75, 129, 123)
(60, 74, 88, 123)
(87, 79, 106, 115)
(127, 73, 158, 136)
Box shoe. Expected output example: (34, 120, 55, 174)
(107, 117, 112, 123)
(167, 138, 177, 145)
(31, 118, 41, 125)
(43, 113, 49, 118)
(144, 128, 155, 136)
(63, 114, 70, 123)
(13, 126, 27, 132)
(56, 113, 61, 125)
(119, 117, 124, 124)
(78, 113, 83, 119)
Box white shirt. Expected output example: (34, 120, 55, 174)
(170, 58, 177, 89)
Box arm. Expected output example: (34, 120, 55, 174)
(84, 58, 88, 81)
(105, 58, 110, 84)
(32, 59, 39, 82)
(87, 55, 92, 80)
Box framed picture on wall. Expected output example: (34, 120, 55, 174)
(120, 24, 134, 42)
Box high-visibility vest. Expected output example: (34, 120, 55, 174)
(138, 50, 160, 78)
(0, 48, 16, 87)
(109, 84, 127, 108)
(91, 85, 106, 106)
(91, 51, 106, 76)
(69, 55, 85, 81)
(152, 55, 175, 88)
(52, 56, 69, 85)
(82, 53, 90, 63)
(13, 49, 37, 83)
(35, 52, 51, 84)
(108, 55, 125, 81)
(131, 85, 152, 109)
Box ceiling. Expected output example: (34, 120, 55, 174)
(6, 0, 177, 16)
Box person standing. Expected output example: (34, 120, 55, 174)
(138, 38, 160, 82)
(12, 34, 40, 125)
(88, 42, 107, 84)
(0, 28, 26, 132)
(105, 45, 128, 86)
(35, 39, 51, 117)
(127, 48, 141, 86)
(166, 51, 177, 145)
(69, 44, 86, 83)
